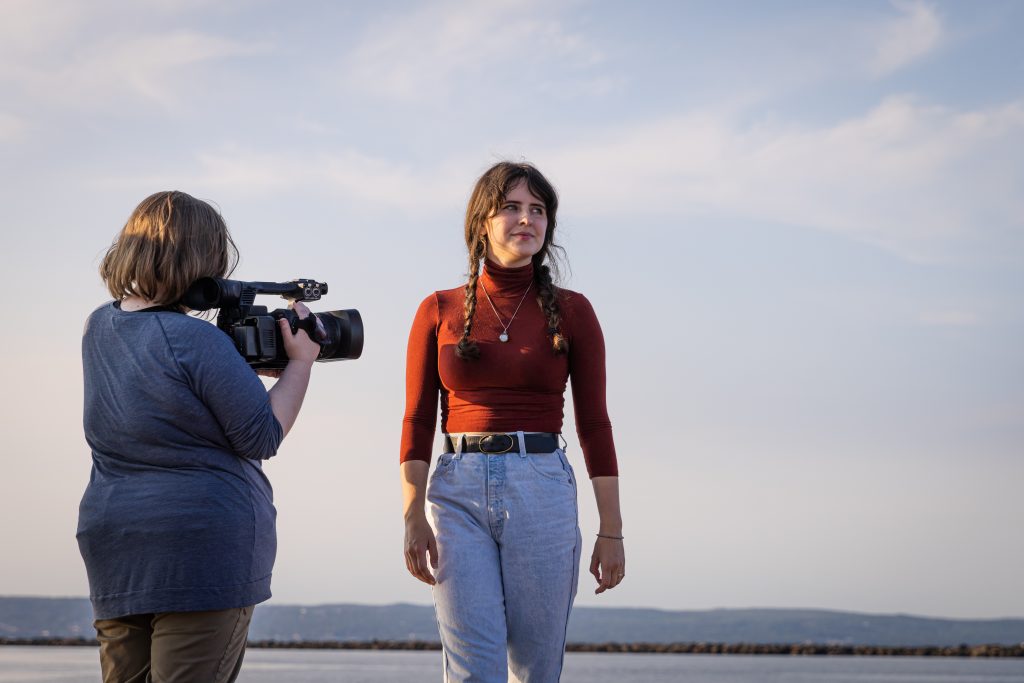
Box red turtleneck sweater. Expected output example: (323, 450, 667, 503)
(401, 261, 618, 478)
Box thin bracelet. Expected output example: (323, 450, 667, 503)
(596, 533, 624, 540)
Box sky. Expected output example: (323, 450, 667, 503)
(1, 0, 1022, 620)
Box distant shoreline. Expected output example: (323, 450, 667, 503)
(3, 638, 1022, 657)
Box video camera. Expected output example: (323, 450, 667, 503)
(182, 277, 363, 370)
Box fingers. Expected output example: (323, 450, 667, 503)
(404, 536, 437, 586)
(278, 317, 304, 344)
(599, 564, 625, 593)
(286, 302, 325, 342)
(592, 538, 626, 595)
(596, 562, 612, 594)
(590, 553, 609, 594)
(404, 546, 433, 585)
(279, 317, 320, 363)
(277, 318, 294, 339)
(405, 546, 433, 584)
(595, 563, 625, 594)
(278, 317, 313, 340)
(598, 561, 622, 593)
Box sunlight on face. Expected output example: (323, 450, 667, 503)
(483, 181, 548, 268)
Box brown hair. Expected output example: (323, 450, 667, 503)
(100, 191, 238, 307)
(456, 162, 568, 360)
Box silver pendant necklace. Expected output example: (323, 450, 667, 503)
(480, 279, 532, 342)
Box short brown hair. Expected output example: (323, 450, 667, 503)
(100, 191, 238, 306)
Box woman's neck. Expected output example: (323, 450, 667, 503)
(120, 295, 160, 312)
(480, 259, 534, 296)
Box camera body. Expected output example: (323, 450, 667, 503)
(182, 277, 363, 369)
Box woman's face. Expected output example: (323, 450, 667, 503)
(483, 180, 549, 268)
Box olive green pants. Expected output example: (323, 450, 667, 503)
(93, 606, 253, 683)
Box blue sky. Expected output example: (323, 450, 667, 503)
(1, 0, 1021, 619)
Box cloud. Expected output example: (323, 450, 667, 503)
(85, 32, 263, 107)
(691, 1, 946, 96)
(0, 0, 88, 56)
(0, 1, 267, 111)
(3, 30, 264, 109)
(94, 94, 1024, 266)
(869, 0, 943, 76)
(341, 0, 606, 101)
(542, 96, 1024, 264)
(94, 145, 472, 215)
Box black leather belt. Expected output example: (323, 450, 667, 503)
(443, 433, 559, 455)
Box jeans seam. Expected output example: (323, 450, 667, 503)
(432, 592, 451, 683)
(555, 500, 581, 680)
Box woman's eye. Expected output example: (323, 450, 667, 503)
(531, 207, 544, 215)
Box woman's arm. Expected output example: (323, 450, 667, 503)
(170, 314, 289, 460)
(266, 303, 321, 436)
(566, 292, 625, 593)
(399, 294, 443, 584)
(401, 460, 437, 585)
(590, 476, 625, 593)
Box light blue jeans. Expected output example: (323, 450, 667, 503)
(427, 432, 583, 683)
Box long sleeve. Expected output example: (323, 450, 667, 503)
(565, 293, 618, 477)
(401, 294, 442, 465)
(165, 316, 284, 460)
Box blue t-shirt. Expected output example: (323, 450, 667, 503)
(77, 302, 284, 619)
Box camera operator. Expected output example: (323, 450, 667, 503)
(76, 191, 320, 683)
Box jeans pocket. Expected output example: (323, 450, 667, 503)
(525, 449, 574, 487)
(430, 453, 456, 482)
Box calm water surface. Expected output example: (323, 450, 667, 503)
(2, 646, 1023, 682)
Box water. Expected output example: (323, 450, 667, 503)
(1, 646, 1023, 682)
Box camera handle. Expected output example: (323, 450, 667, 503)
(273, 309, 321, 341)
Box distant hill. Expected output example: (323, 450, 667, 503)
(3, 597, 1023, 646)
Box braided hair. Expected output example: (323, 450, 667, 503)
(455, 161, 568, 360)
(455, 232, 487, 360)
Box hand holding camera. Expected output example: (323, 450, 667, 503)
(278, 301, 322, 364)
(256, 302, 323, 379)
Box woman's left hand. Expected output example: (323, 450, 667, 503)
(590, 536, 625, 594)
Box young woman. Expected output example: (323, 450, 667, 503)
(401, 162, 625, 682)
(77, 191, 321, 683)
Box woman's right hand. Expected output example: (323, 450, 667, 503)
(280, 301, 321, 364)
(404, 513, 438, 585)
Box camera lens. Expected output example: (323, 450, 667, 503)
(313, 309, 363, 361)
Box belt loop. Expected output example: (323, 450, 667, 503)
(454, 433, 464, 460)
(516, 430, 526, 458)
